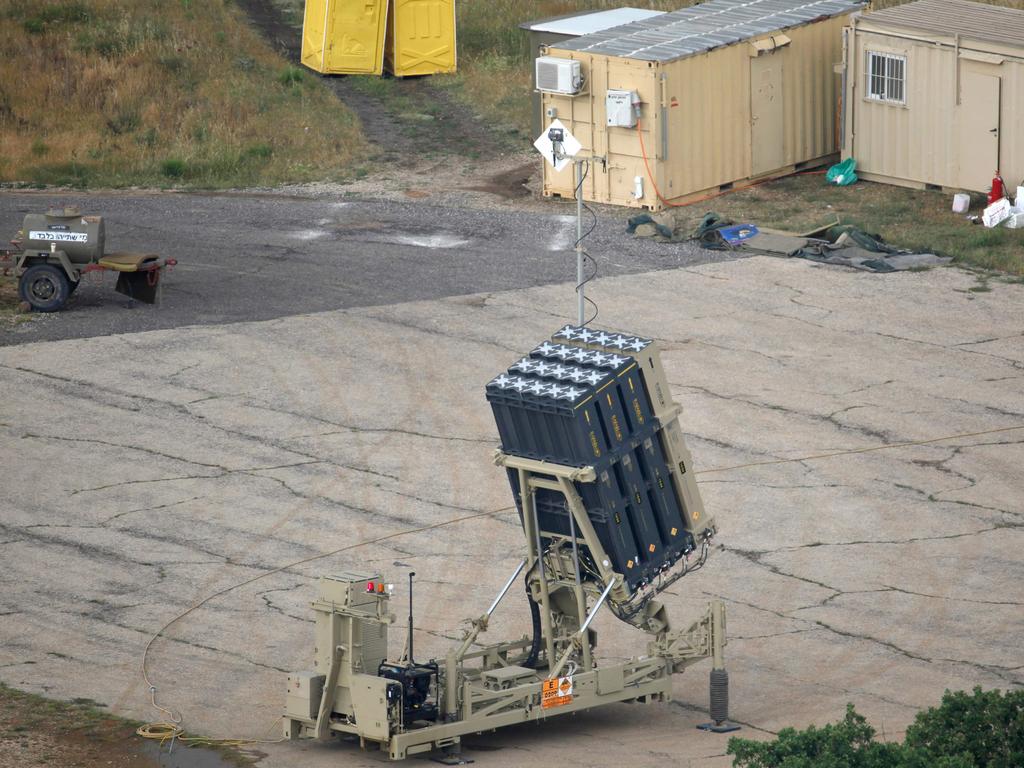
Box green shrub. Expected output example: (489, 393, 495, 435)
(243, 143, 273, 161)
(728, 688, 1024, 768)
(106, 110, 140, 135)
(22, 2, 89, 34)
(160, 158, 186, 178)
(904, 687, 1024, 768)
(137, 127, 158, 148)
(278, 65, 304, 86)
(24, 161, 93, 187)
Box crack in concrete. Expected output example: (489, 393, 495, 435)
(953, 332, 1024, 348)
(0, 522, 209, 572)
(66, 455, 323, 495)
(359, 311, 524, 356)
(722, 547, 841, 595)
(23, 431, 238, 473)
(880, 584, 1024, 608)
(720, 545, 1024, 686)
(257, 583, 314, 624)
(680, 383, 895, 445)
(100, 496, 204, 525)
(688, 338, 788, 367)
(772, 279, 835, 318)
(771, 525, 1005, 553)
(70, 473, 224, 495)
(730, 628, 822, 641)
(803, 618, 1023, 684)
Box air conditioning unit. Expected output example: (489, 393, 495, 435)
(536, 56, 582, 95)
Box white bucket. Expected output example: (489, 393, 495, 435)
(952, 193, 970, 213)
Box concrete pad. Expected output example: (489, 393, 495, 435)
(1, 258, 1021, 767)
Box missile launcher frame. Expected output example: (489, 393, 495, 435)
(284, 326, 735, 761)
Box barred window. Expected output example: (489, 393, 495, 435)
(866, 51, 906, 104)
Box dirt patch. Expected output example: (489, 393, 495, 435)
(0, 684, 249, 768)
(467, 162, 536, 200)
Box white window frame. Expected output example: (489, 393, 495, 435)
(865, 51, 907, 105)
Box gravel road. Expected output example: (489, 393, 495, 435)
(0, 191, 731, 345)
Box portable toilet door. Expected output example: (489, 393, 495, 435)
(385, 0, 457, 77)
(301, 0, 390, 75)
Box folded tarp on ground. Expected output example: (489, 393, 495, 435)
(686, 216, 951, 273)
(628, 210, 953, 272)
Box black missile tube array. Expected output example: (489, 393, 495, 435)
(487, 327, 697, 593)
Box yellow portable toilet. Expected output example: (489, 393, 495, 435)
(385, 0, 457, 77)
(301, 0, 389, 75)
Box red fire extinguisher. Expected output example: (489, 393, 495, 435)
(988, 172, 1005, 206)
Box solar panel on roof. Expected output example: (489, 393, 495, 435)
(552, 0, 864, 62)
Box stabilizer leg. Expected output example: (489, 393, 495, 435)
(697, 601, 740, 733)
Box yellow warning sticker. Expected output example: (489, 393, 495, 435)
(542, 676, 573, 709)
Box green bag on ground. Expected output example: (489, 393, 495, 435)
(826, 157, 858, 186)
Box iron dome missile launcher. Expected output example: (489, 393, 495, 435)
(284, 326, 735, 761)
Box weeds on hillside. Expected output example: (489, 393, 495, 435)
(0, 0, 365, 187)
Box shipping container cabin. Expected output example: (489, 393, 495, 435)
(539, 0, 863, 210)
(842, 0, 1024, 194)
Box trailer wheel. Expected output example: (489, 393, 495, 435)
(19, 264, 70, 312)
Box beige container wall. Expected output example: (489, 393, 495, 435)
(844, 27, 1024, 193)
(541, 55, 659, 208)
(540, 14, 850, 210)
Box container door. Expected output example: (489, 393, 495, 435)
(325, 0, 389, 75)
(959, 72, 1001, 193)
(387, 0, 456, 77)
(750, 53, 785, 176)
(301, 0, 329, 72)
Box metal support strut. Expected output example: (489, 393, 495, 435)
(697, 601, 739, 733)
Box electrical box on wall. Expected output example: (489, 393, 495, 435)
(606, 89, 639, 127)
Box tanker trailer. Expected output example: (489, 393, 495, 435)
(1, 206, 175, 312)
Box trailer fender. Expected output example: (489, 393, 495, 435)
(19, 251, 80, 282)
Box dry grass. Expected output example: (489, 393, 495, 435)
(0, 0, 366, 187)
(0, 274, 32, 326)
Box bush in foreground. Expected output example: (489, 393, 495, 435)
(728, 688, 1024, 768)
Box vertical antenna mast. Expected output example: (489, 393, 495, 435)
(407, 571, 416, 665)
